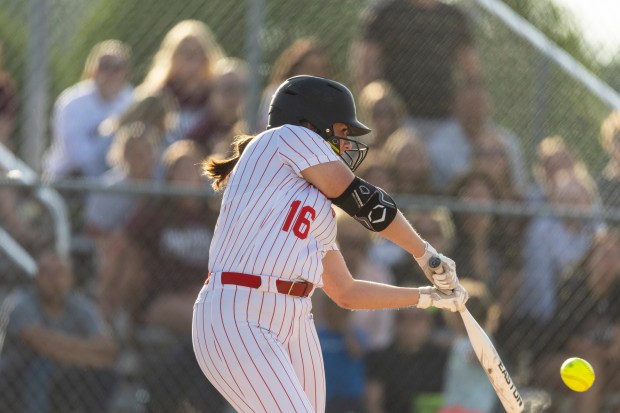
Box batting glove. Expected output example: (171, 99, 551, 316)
(414, 242, 458, 292)
(417, 285, 469, 312)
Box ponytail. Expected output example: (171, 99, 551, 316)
(202, 134, 256, 191)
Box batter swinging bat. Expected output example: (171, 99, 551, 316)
(429, 257, 524, 413)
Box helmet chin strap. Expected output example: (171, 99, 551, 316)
(301, 121, 367, 171)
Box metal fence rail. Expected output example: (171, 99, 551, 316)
(1, 0, 620, 412)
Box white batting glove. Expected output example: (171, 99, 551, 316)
(417, 285, 469, 312)
(414, 242, 459, 292)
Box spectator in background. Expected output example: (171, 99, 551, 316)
(471, 132, 529, 282)
(529, 135, 583, 203)
(596, 110, 620, 210)
(98, 93, 176, 145)
(536, 228, 620, 413)
(365, 307, 448, 413)
(382, 126, 433, 196)
(84, 123, 159, 322)
(43, 40, 133, 180)
(506, 170, 600, 365)
(447, 170, 518, 297)
(335, 213, 395, 350)
(353, 0, 481, 141)
(0, 43, 18, 151)
(116, 139, 223, 412)
(0, 251, 118, 413)
(85, 122, 160, 239)
(472, 131, 524, 198)
(357, 80, 407, 152)
(440, 279, 500, 413)
(357, 152, 394, 194)
(107, 139, 215, 334)
(363, 127, 436, 286)
(425, 75, 527, 194)
(316, 291, 367, 413)
(257, 37, 332, 131)
(185, 57, 249, 155)
(136, 19, 225, 150)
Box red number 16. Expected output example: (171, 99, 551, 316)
(282, 200, 316, 240)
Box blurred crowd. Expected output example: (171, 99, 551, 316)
(1, 1, 620, 412)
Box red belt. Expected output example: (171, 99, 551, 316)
(206, 272, 314, 298)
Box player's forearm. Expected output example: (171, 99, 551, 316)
(329, 279, 420, 311)
(322, 249, 421, 310)
(379, 210, 427, 258)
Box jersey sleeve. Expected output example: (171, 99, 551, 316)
(277, 125, 341, 176)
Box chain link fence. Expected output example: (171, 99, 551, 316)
(1, 0, 620, 412)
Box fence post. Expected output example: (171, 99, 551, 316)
(22, 0, 49, 171)
(244, 0, 266, 133)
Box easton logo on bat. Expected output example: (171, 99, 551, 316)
(498, 361, 523, 406)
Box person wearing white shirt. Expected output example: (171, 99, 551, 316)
(43, 40, 134, 179)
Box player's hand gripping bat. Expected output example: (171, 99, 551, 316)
(429, 257, 524, 413)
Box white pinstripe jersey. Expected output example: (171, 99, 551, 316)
(208, 124, 341, 286)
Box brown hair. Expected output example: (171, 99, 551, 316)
(600, 110, 620, 153)
(136, 20, 225, 98)
(447, 168, 505, 201)
(81, 40, 131, 80)
(202, 134, 255, 191)
(162, 139, 204, 180)
(269, 37, 331, 85)
(358, 80, 406, 126)
(106, 122, 159, 168)
(99, 93, 176, 139)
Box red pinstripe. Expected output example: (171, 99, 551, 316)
(220, 287, 269, 412)
(265, 189, 314, 277)
(194, 283, 323, 412)
(215, 144, 275, 267)
(248, 290, 308, 410)
(197, 125, 337, 412)
(252, 185, 307, 276)
(213, 132, 273, 265)
(222, 152, 281, 270)
(193, 296, 254, 412)
(281, 189, 320, 279)
(235, 289, 286, 412)
(284, 126, 334, 161)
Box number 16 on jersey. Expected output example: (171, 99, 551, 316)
(282, 200, 315, 240)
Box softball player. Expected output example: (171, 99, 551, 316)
(192, 75, 468, 413)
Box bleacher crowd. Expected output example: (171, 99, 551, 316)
(0, 1, 620, 412)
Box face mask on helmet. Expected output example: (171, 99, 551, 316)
(268, 76, 372, 171)
(325, 129, 369, 172)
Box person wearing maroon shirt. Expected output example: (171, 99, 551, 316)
(115, 139, 227, 412)
(120, 139, 215, 334)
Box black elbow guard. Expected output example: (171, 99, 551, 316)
(329, 176, 397, 232)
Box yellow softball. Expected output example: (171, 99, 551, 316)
(560, 357, 595, 392)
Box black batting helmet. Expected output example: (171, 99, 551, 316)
(267, 75, 371, 171)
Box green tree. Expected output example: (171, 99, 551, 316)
(62, 0, 363, 95)
(472, 0, 610, 171)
